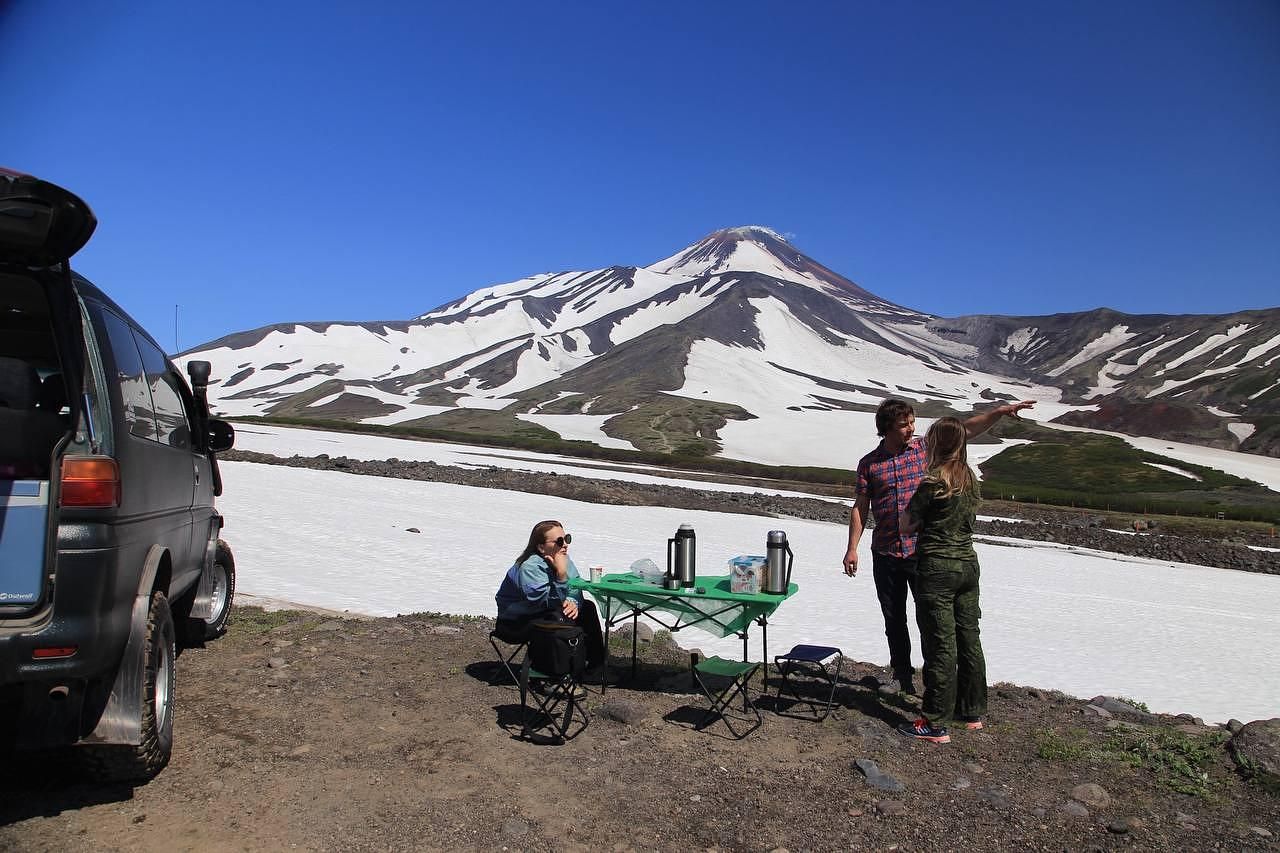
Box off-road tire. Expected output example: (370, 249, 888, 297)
(81, 591, 176, 783)
(178, 539, 235, 645)
(201, 539, 235, 640)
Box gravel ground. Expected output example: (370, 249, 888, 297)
(1, 610, 1275, 852)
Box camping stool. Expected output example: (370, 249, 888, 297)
(693, 656, 762, 739)
(772, 644, 843, 720)
(488, 628, 528, 687)
(518, 655, 588, 744)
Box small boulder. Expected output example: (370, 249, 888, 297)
(873, 799, 907, 816)
(1070, 783, 1112, 810)
(1060, 801, 1089, 819)
(1108, 817, 1143, 834)
(598, 698, 648, 725)
(854, 758, 905, 793)
(1230, 718, 1280, 792)
(1090, 696, 1157, 721)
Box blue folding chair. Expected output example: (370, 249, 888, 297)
(772, 644, 843, 720)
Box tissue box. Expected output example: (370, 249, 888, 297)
(729, 555, 765, 594)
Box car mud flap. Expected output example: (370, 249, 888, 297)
(0, 480, 48, 609)
(187, 529, 220, 621)
(80, 545, 165, 746)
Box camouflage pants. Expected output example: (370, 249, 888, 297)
(913, 555, 987, 727)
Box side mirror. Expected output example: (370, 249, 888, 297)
(187, 360, 211, 391)
(207, 418, 235, 453)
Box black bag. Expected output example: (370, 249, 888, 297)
(528, 617, 586, 678)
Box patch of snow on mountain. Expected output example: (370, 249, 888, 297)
(1146, 331, 1280, 398)
(671, 297, 1071, 467)
(607, 276, 721, 346)
(1227, 422, 1256, 441)
(1250, 379, 1280, 400)
(452, 395, 519, 410)
(361, 402, 453, 425)
(1047, 325, 1136, 377)
(515, 412, 636, 450)
(1157, 324, 1256, 374)
(418, 273, 557, 318)
(1204, 405, 1237, 418)
(999, 327, 1038, 355)
(1144, 462, 1202, 481)
(1086, 355, 1141, 399)
(888, 321, 980, 361)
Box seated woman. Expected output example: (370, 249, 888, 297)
(495, 519, 605, 672)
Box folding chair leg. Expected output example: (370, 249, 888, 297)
(519, 658, 588, 743)
(694, 658, 762, 740)
(489, 632, 527, 687)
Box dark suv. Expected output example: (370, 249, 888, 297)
(0, 169, 236, 781)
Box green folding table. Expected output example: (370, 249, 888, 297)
(570, 573, 799, 690)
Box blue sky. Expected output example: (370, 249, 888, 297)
(2, 1, 1277, 351)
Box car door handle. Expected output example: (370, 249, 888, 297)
(194, 464, 201, 485)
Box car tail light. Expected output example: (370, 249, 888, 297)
(60, 456, 120, 508)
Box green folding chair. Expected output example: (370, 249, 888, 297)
(518, 655, 588, 744)
(693, 656, 762, 739)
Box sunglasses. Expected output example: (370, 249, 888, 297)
(545, 533, 572, 548)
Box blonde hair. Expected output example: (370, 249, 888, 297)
(923, 417, 977, 499)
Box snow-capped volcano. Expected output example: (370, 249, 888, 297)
(182, 228, 1280, 465)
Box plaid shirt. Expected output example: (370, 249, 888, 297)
(855, 437, 929, 558)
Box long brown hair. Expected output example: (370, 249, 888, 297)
(516, 519, 563, 564)
(923, 417, 976, 498)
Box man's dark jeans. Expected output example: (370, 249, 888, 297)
(872, 552, 918, 682)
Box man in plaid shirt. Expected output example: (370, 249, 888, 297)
(843, 398, 1034, 694)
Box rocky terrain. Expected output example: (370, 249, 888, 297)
(220, 449, 1280, 575)
(2, 608, 1275, 852)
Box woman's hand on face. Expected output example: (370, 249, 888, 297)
(548, 549, 570, 581)
(562, 598, 579, 620)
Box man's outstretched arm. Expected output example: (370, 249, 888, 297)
(963, 400, 1035, 439)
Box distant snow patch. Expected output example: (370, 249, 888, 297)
(1143, 462, 1202, 481)
(999, 327, 1038, 355)
(1047, 326, 1136, 377)
(1158, 324, 1256, 374)
(1228, 422, 1256, 441)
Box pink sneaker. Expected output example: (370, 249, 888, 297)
(959, 717, 984, 730)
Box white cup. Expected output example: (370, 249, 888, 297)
(589, 566, 604, 583)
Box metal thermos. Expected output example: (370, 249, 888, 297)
(764, 530, 793, 594)
(667, 523, 697, 588)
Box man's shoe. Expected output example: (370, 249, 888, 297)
(898, 717, 951, 743)
(877, 675, 917, 696)
(569, 683, 588, 701)
(959, 716, 984, 730)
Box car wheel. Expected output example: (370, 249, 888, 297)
(82, 591, 176, 783)
(178, 539, 236, 645)
(201, 539, 235, 640)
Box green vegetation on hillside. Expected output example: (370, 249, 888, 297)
(232, 415, 856, 486)
(980, 432, 1280, 521)
(232, 414, 1280, 522)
